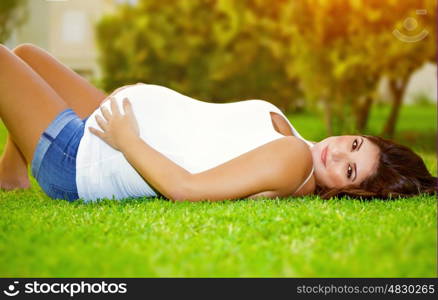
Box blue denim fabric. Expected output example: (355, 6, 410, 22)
(31, 109, 86, 202)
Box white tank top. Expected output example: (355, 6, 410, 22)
(76, 84, 314, 201)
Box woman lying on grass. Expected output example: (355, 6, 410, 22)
(0, 44, 436, 202)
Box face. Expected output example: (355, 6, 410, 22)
(310, 135, 380, 189)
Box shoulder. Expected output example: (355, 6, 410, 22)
(274, 136, 312, 155)
(269, 136, 314, 195)
(266, 136, 315, 196)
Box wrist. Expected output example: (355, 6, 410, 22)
(118, 132, 141, 151)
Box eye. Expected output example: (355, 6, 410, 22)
(347, 165, 353, 179)
(352, 139, 358, 150)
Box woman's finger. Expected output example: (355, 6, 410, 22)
(110, 97, 121, 115)
(89, 127, 105, 139)
(95, 115, 108, 131)
(123, 97, 134, 116)
(100, 105, 111, 121)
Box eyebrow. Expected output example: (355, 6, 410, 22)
(352, 137, 364, 182)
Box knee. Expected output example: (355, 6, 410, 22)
(0, 44, 10, 53)
(0, 44, 11, 59)
(12, 43, 37, 57)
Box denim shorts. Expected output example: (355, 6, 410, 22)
(31, 109, 88, 202)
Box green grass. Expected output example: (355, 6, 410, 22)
(0, 104, 436, 277)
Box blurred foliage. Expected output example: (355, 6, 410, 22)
(0, 0, 27, 43)
(96, 0, 436, 135)
(96, 0, 303, 112)
(278, 0, 436, 135)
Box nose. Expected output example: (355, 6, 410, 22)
(330, 148, 348, 163)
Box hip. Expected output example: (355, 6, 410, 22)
(31, 109, 88, 202)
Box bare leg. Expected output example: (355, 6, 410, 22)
(0, 44, 108, 190)
(12, 43, 107, 118)
(0, 136, 30, 189)
(0, 44, 68, 168)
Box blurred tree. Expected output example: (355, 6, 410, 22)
(96, 0, 302, 111)
(0, 0, 27, 43)
(278, 0, 436, 136)
(96, 0, 436, 136)
(276, 0, 380, 134)
(377, 0, 436, 138)
(277, 0, 356, 135)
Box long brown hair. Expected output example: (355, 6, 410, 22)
(316, 135, 437, 200)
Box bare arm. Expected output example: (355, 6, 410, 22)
(122, 134, 312, 201)
(90, 97, 313, 201)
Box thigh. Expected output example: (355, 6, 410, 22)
(0, 44, 67, 163)
(13, 44, 107, 118)
(34, 112, 84, 202)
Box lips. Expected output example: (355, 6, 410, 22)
(321, 146, 328, 167)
